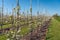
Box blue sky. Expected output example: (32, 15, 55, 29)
(0, 0, 60, 15)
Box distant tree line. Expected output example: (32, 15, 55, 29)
(53, 13, 60, 21)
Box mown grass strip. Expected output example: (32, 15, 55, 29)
(46, 18, 60, 40)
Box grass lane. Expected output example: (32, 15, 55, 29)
(46, 18, 60, 40)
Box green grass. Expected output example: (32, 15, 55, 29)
(21, 24, 37, 34)
(0, 24, 12, 29)
(20, 26, 30, 35)
(0, 35, 7, 40)
(46, 18, 60, 40)
(0, 21, 27, 29)
(0, 21, 37, 40)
